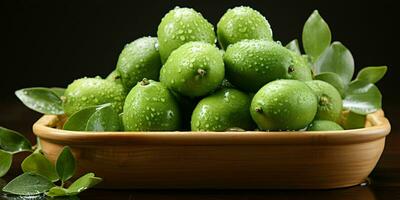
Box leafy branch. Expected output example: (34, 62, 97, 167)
(0, 127, 101, 197)
(286, 10, 387, 128)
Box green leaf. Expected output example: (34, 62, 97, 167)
(85, 106, 121, 131)
(68, 173, 102, 193)
(302, 10, 331, 61)
(340, 111, 366, 129)
(50, 87, 66, 98)
(343, 80, 382, 115)
(21, 151, 59, 182)
(2, 172, 55, 195)
(15, 88, 64, 115)
(356, 66, 387, 84)
(0, 127, 32, 153)
(285, 39, 301, 55)
(46, 173, 102, 197)
(56, 146, 76, 182)
(63, 103, 121, 131)
(0, 150, 12, 177)
(46, 186, 73, 197)
(315, 42, 355, 84)
(63, 106, 98, 131)
(314, 72, 347, 97)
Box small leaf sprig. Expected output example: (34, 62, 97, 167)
(0, 127, 101, 197)
(286, 10, 387, 129)
(15, 87, 121, 132)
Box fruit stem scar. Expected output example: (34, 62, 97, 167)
(255, 107, 263, 113)
(197, 68, 207, 76)
(140, 78, 150, 86)
(288, 66, 295, 73)
(319, 95, 330, 106)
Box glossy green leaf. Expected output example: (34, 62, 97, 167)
(21, 151, 59, 182)
(46, 186, 72, 197)
(68, 173, 102, 193)
(2, 172, 55, 195)
(0, 150, 12, 177)
(285, 39, 301, 55)
(46, 173, 102, 197)
(0, 127, 32, 153)
(340, 111, 366, 130)
(302, 10, 331, 61)
(63, 103, 120, 131)
(56, 146, 76, 182)
(63, 106, 98, 131)
(314, 72, 346, 97)
(85, 106, 121, 131)
(343, 80, 382, 115)
(50, 87, 66, 98)
(315, 42, 355, 84)
(356, 66, 387, 84)
(15, 88, 64, 115)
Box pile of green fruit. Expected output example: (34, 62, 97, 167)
(16, 6, 387, 132)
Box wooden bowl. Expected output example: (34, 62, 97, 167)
(33, 110, 391, 189)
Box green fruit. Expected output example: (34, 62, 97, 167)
(116, 37, 162, 90)
(224, 40, 295, 92)
(191, 88, 254, 131)
(106, 70, 123, 85)
(160, 42, 224, 97)
(217, 6, 273, 49)
(157, 7, 216, 63)
(251, 80, 317, 130)
(63, 77, 126, 116)
(305, 80, 343, 122)
(122, 79, 180, 131)
(307, 120, 343, 131)
(288, 51, 313, 81)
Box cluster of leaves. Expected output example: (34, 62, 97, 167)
(15, 88, 120, 132)
(285, 10, 387, 128)
(0, 127, 101, 197)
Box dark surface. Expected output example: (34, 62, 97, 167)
(0, 103, 399, 199)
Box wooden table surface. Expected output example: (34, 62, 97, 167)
(1, 102, 399, 200)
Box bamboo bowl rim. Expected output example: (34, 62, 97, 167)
(33, 110, 391, 146)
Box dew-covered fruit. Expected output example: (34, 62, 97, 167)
(63, 77, 126, 116)
(288, 51, 313, 81)
(217, 6, 273, 49)
(191, 88, 255, 131)
(224, 39, 296, 92)
(159, 41, 224, 97)
(122, 79, 180, 131)
(116, 37, 162, 90)
(307, 120, 344, 131)
(251, 79, 318, 130)
(157, 7, 216, 63)
(106, 70, 121, 82)
(305, 80, 343, 122)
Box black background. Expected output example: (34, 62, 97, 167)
(1, 0, 399, 107)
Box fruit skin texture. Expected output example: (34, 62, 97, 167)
(157, 7, 216, 63)
(63, 77, 126, 116)
(159, 42, 225, 97)
(116, 37, 162, 90)
(122, 80, 180, 131)
(288, 51, 313, 81)
(224, 40, 297, 92)
(251, 80, 318, 130)
(305, 80, 343, 122)
(191, 88, 255, 131)
(307, 120, 344, 131)
(217, 6, 273, 49)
